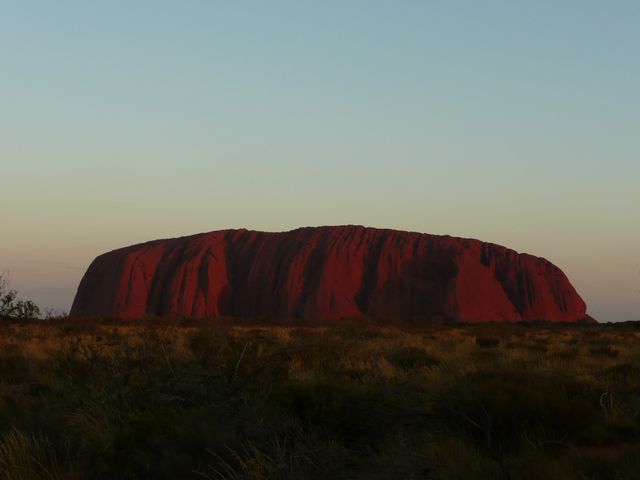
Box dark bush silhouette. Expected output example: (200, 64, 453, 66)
(0, 274, 40, 320)
(388, 346, 440, 370)
(434, 369, 599, 457)
(475, 336, 500, 348)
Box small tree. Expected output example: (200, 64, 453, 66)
(0, 274, 40, 320)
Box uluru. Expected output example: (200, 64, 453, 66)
(71, 226, 590, 323)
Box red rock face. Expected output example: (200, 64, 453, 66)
(70, 226, 590, 322)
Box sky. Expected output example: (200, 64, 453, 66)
(1, 1, 638, 321)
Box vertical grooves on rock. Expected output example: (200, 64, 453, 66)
(146, 240, 188, 316)
(294, 228, 330, 318)
(70, 226, 589, 323)
(355, 230, 388, 314)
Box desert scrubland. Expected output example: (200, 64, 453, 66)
(0, 319, 638, 479)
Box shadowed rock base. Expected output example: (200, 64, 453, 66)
(70, 226, 591, 323)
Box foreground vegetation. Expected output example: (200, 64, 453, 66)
(0, 318, 639, 479)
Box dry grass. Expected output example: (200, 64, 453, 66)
(0, 318, 638, 479)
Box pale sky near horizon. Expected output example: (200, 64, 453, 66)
(1, 1, 638, 321)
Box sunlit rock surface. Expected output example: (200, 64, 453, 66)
(71, 226, 590, 322)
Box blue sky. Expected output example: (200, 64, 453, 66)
(1, 1, 638, 320)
